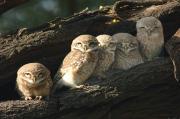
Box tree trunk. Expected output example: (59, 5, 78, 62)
(0, 0, 180, 118)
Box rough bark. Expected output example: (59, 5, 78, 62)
(165, 29, 180, 82)
(1, 58, 180, 119)
(0, 0, 180, 118)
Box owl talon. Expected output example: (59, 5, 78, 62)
(25, 97, 32, 100)
(35, 96, 43, 100)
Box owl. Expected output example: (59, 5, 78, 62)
(53, 35, 99, 90)
(136, 16, 164, 61)
(92, 34, 117, 79)
(112, 33, 144, 70)
(16, 63, 53, 100)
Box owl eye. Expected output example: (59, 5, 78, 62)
(139, 26, 145, 30)
(89, 42, 98, 47)
(75, 42, 82, 47)
(154, 26, 159, 29)
(24, 72, 31, 78)
(118, 43, 122, 47)
(38, 73, 44, 78)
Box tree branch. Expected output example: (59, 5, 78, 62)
(0, 0, 180, 118)
(1, 58, 180, 119)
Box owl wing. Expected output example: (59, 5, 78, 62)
(53, 51, 76, 81)
(15, 82, 24, 98)
(138, 39, 148, 60)
(53, 50, 85, 81)
(60, 50, 88, 74)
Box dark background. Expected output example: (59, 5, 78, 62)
(0, 0, 117, 34)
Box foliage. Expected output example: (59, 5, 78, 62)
(0, 0, 117, 34)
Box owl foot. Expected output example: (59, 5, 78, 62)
(35, 96, 43, 100)
(25, 97, 32, 100)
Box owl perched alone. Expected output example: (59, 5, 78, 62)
(93, 34, 117, 79)
(136, 16, 164, 61)
(53, 35, 99, 90)
(16, 63, 53, 100)
(112, 33, 144, 70)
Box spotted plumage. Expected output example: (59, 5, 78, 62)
(16, 63, 53, 100)
(112, 33, 144, 70)
(53, 35, 99, 90)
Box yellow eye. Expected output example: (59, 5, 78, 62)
(24, 72, 31, 78)
(38, 73, 44, 78)
(118, 43, 122, 47)
(139, 26, 145, 29)
(154, 26, 159, 29)
(75, 42, 82, 47)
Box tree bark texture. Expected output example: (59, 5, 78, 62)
(0, 0, 180, 119)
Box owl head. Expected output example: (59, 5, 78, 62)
(17, 63, 50, 86)
(96, 34, 117, 53)
(71, 35, 99, 52)
(112, 33, 139, 54)
(136, 17, 163, 37)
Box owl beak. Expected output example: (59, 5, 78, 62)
(147, 30, 152, 36)
(32, 77, 36, 83)
(83, 45, 87, 51)
(124, 44, 130, 53)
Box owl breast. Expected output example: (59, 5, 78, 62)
(93, 50, 114, 76)
(60, 50, 99, 86)
(16, 77, 52, 97)
(139, 34, 164, 60)
(113, 51, 144, 70)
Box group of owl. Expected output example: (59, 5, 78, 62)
(16, 16, 164, 100)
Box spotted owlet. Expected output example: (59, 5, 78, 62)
(136, 16, 164, 61)
(112, 33, 144, 70)
(53, 35, 99, 90)
(92, 34, 117, 79)
(16, 63, 53, 100)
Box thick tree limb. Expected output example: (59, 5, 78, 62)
(0, 0, 180, 118)
(1, 58, 180, 119)
(0, 0, 179, 88)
